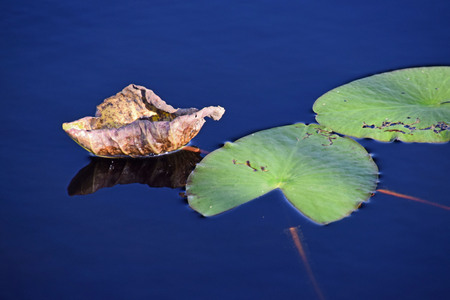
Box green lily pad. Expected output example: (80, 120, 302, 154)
(313, 66, 450, 143)
(186, 124, 378, 224)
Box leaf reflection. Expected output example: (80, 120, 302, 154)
(68, 149, 202, 196)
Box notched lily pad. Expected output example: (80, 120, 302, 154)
(186, 123, 379, 224)
(63, 84, 225, 157)
(313, 66, 450, 143)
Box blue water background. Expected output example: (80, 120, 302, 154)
(1, 0, 449, 299)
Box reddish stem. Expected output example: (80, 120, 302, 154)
(376, 189, 450, 211)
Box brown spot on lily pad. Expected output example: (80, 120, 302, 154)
(62, 84, 225, 157)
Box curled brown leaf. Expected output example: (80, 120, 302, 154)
(63, 84, 225, 157)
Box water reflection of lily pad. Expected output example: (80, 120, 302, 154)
(313, 66, 450, 143)
(186, 123, 378, 224)
(63, 84, 225, 157)
(68, 149, 202, 195)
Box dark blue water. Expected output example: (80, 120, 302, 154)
(1, 1, 449, 299)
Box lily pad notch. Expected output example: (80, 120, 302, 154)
(186, 123, 379, 224)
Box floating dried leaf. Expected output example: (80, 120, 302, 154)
(63, 84, 225, 157)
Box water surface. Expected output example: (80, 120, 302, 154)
(1, 1, 449, 299)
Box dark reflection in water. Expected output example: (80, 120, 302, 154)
(68, 149, 203, 195)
